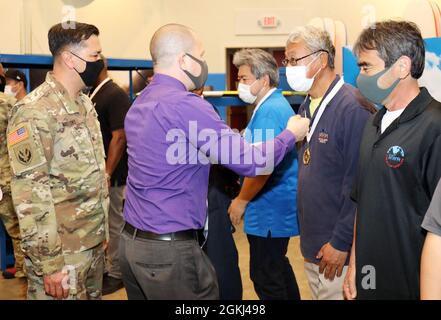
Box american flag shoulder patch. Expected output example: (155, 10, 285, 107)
(8, 125, 30, 147)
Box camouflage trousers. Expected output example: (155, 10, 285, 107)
(26, 244, 104, 300)
(0, 192, 25, 277)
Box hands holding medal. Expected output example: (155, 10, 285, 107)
(286, 115, 311, 142)
(286, 114, 312, 165)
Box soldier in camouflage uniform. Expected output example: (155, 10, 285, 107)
(0, 66, 26, 279)
(7, 23, 109, 300)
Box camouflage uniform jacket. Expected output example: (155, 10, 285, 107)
(7, 72, 109, 276)
(0, 92, 16, 194)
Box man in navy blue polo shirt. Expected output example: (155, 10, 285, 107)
(284, 26, 374, 300)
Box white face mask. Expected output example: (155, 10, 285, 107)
(238, 80, 258, 104)
(4, 85, 17, 98)
(286, 53, 323, 92)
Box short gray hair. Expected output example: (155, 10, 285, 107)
(287, 25, 335, 69)
(233, 48, 279, 87)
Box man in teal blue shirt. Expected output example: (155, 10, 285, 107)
(229, 48, 300, 300)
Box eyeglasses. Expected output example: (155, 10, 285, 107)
(282, 50, 328, 67)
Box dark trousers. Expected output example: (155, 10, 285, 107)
(119, 229, 219, 300)
(247, 234, 300, 300)
(204, 185, 243, 300)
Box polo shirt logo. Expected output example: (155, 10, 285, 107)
(385, 146, 405, 169)
(318, 130, 329, 144)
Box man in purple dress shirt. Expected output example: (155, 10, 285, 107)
(119, 23, 310, 300)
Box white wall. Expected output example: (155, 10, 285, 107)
(0, 0, 438, 73)
(1, 0, 22, 54)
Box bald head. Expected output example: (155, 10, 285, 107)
(150, 24, 199, 69)
(0, 63, 4, 77)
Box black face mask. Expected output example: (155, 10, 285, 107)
(70, 52, 104, 88)
(182, 53, 208, 90)
(0, 75, 5, 92)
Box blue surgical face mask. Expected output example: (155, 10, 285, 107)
(286, 53, 323, 92)
(356, 66, 401, 105)
(4, 85, 18, 98)
(238, 80, 259, 104)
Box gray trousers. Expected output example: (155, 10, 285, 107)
(106, 186, 125, 279)
(119, 229, 219, 300)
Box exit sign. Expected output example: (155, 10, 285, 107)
(258, 16, 280, 28)
(235, 9, 303, 35)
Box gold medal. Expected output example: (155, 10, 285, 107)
(303, 147, 311, 165)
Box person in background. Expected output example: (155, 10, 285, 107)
(344, 20, 441, 300)
(228, 48, 300, 300)
(0, 63, 26, 280)
(4, 69, 28, 101)
(120, 23, 310, 300)
(0, 64, 4, 85)
(90, 56, 130, 296)
(285, 26, 373, 300)
(421, 178, 441, 300)
(0, 63, 6, 92)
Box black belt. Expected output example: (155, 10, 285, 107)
(123, 222, 199, 241)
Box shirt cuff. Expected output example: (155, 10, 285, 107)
(277, 130, 296, 150)
(422, 217, 441, 238)
(40, 255, 65, 276)
(330, 234, 352, 252)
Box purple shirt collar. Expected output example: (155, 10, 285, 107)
(151, 73, 187, 91)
